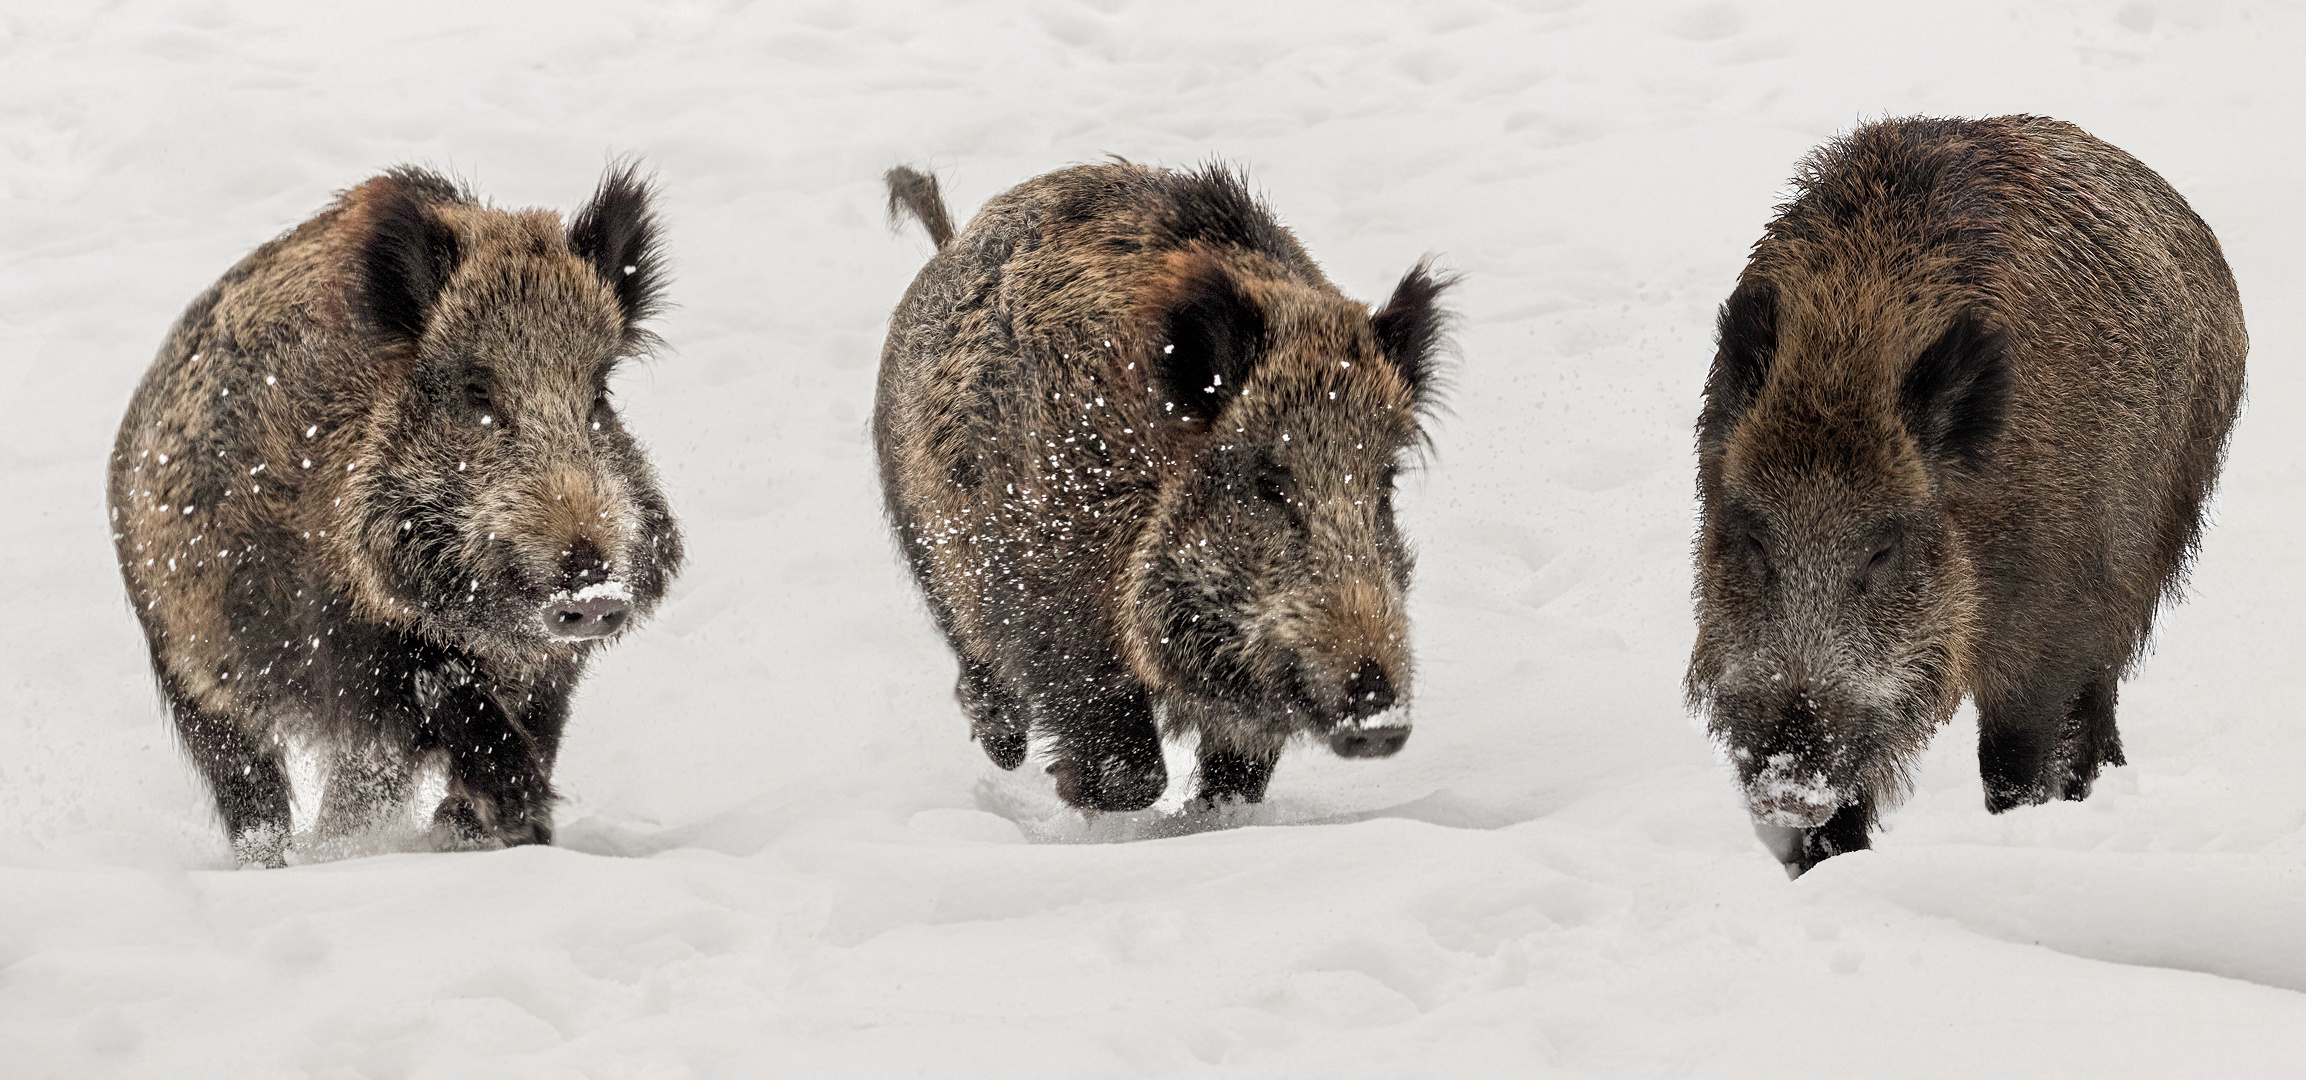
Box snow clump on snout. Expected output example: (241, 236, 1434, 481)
(1743, 752, 1846, 828)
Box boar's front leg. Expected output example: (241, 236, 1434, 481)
(1039, 683, 1167, 813)
(413, 657, 557, 848)
(1189, 740, 1279, 810)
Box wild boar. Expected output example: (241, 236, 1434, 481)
(109, 165, 683, 866)
(877, 162, 1453, 811)
(1688, 116, 2246, 875)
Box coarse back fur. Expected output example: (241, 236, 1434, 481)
(877, 161, 1454, 811)
(110, 164, 683, 865)
(1688, 116, 2245, 874)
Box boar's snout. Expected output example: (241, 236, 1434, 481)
(1328, 724, 1409, 759)
(1744, 759, 1843, 828)
(1326, 660, 1409, 758)
(1733, 706, 1852, 829)
(1716, 670, 1868, 828)
(541, 541, 632, 640)
(543, 592, 630, 640)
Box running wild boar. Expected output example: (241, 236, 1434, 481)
(877, 162, 1453, 811)
(1688, 116, 2246, 875)
(110, 165, 683, 866)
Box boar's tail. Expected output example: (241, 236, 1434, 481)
(885, 166, 956, 249)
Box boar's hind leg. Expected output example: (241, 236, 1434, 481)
(957, 656, 1028, 770)
(1042, 688, 1167, 812)
(415, 660, 557, 849)
(168, 686, 291, 868)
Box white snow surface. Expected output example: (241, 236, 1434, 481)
(6, 2, 2306, 1075)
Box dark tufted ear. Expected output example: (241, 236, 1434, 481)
(1701, 278, 1778, 441)
(568, 162, 666, 334)
(1371, 259, 1457, 403)
(1151, 254, 1265, 423)
(1898, 311, 2009, 474)
(354, 172, 464, 344)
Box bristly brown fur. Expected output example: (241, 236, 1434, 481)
(109, 164, 684, 866)
(876, 160, 1456, 812)
(1688, 116, 2246, 876)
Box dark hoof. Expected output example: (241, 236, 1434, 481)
(1328, 725, 1410, 759)
(231, 824, 290, 869)
(432, 796, 487, 847)
(500, 814, 553, 848)
(1983, 779, 2046, 815)
(2054, 748, 2123, 803)
(1182, 790, 1265, 816)
(1194, 751, 1277, 806)
(1048, 755, 1166, 812)
(432, 796, 553, 849)
(979, 728, 1028, 771)
(493, 797, 554, 847)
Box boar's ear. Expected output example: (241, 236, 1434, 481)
(354, 173, 464, 344)
(1702, 278, 1776, 436)
(1898, 312, 2009, 473)
(1151, 254, 1265, 421)
(1372, 258, 1458, 405)
(568, 162, 667, 335)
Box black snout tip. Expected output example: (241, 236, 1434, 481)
(544, 596, 630, 640)
(1345, 659, 1396, 720)
(1328, 725, 1410, 759)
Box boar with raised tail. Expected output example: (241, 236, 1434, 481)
(1688, 117, 2246, 876)
(109, 165, 683, 867)
(877, 162, 1453, 812)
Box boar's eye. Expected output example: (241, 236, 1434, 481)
(1746, 533, 1773, 575)
(1857, 539, 1897, 591)
(589, 388, 613, 430)
(462, 379, 506, 431)
(1255, 463, 1292, 507)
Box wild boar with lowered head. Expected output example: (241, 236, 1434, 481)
(109, 165, 682, 866)
(877, 162, 1454, 812)
(1688, 116, 2245, 875)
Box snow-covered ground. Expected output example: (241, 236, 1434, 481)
(6, 1, 2305, 1074)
